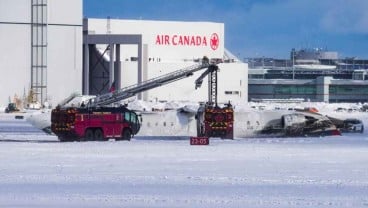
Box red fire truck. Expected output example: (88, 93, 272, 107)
(51, 106, 140, 142)
(194, 64, 234, 139)
(196, 103, 234, 139)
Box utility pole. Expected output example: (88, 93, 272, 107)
(292, 49, 295, 80)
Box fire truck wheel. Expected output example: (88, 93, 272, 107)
(121, 129, 131, 141)
(85, 129, 94, 141)
(94, 128, 104, 141)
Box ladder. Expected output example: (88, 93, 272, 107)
(90, 58, 212, 107)
(31, 0, 48, 103)
(195, 64, 219, 105)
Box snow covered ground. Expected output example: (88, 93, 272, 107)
(1, 103, 368, 207)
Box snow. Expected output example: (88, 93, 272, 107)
(1, 102, 368, 207)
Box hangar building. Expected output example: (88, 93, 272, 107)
(0, 0, 248, 108)
(0, 0, 82, 107)
(84, 18, 247, 104)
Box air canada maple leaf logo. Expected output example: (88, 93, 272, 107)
(210, 33, 219, 50)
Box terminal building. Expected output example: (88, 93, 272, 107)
(0, 0, 247, 108)
(247, 48, 368, 103)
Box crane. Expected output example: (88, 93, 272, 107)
(194, 61, 234, 139)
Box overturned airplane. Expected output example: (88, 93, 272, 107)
(26, 98, 363, 138)
(137, 107, 346, 138)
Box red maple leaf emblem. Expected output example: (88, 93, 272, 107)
(210, 33, 219, 50)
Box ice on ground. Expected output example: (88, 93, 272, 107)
(1, 102, 368, 207)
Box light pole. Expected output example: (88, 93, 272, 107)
(292, 49, 295, 80)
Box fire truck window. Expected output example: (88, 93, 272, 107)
(125, 112, 137, 123)
(124, 112, 130, 121)
(130, 113, 137, 123)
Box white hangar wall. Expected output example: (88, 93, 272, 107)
(87, 18, 248, 103)
(0, 0, 83, 107)
(141, 62, 247, 103)
(87, 18, 224, 60)
(0, 0, 31, 107)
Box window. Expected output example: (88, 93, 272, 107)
(124, 112, 137, 123)
(225, 91, 240, 95)
(275, 85, 316, 95)
(330, 85, 368, 95)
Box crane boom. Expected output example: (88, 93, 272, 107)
(195, 64, 218, 105)
(89, 57, 211, 107)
